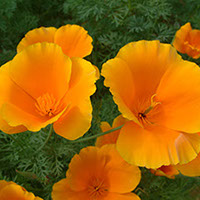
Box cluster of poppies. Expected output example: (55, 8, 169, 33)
(0, 22, 200, 199)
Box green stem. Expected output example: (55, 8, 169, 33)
(35, 124, 54, 153)
(71, 125, 124, 143)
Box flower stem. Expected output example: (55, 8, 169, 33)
(71, 125, 124, 143)
(35, 124, 54, 153)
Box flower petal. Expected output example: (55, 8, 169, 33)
(154, 60, 200, 133)
(0, 62, 41, 132)
(100, 144, 141, 193)
(52, 179, 89, 200)
(10, 42, 72, 101)
(117, 122, 200, 168)
(150, 165, 179, 179)
(0, 182, 35, 200)
(17, 27, 57, 53)
(102, 41, 181, 125)
(102, 58, 140, 124)
(104, 192, 141, 200)
(96, 115, 127, 147)
(53, 57, 97, 139)
(53, 99, 92, 140)
(54, 24, 93, 58)
(176, 152, 200, 177)
(1, 102, 67, 132)
(116, 40, 181, 106)
(186, 30, 200, 59)
(173, 22, 192, 54)
(0, 116, 27, 134)
(66, 146, 108, 191)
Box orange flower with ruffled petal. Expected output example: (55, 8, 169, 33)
(17, 24, 93, 58)
(0, 180, 43, 200)
(95, 115, 127, 147)
(102, 40, 200, 168)
(52, 145, 141, 200)
(0, 42, 97, 139)
(173, 22, 200, 59)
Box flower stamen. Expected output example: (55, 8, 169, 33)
(35, 93, 61, 117)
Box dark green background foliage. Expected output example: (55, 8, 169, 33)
(0, 0, 200, 199)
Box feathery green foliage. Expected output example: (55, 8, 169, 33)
(0, 0, 200, 199)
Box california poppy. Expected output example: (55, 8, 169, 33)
(102, 40, 200, 168)
(173, 22, 200, 59)
(0, 42, 97, 140)
(52, 145, 141, 200)
(17, 24, 93, 58)
(0, 180, 42, 200)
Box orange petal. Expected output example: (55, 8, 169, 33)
(63, 57, 97, 107)
(95, 115, 127, 147)
(117, 121, 200, 168)
(10, 42, 72, 100)
(150, 165, 179, 179)
(100, 144, 141, 193)
(104, 192, 141, 200)
(1, 101, 67, 132)
(102, 58, 140, 124)
(66, 146, 108, 191)
(53, 57, 97, 140)
(154, 60, 200, 133)
(186, 29, 200, 59)
(0, 62, 43, 132)
(53, 99, 92, 140)
(0, 116, 27, 134)
(173, 22, 192, 54)
(0, 61, 68, 131)
(54, 24, 93, 58)
(17, 27, 57, 53)
(52, 179, 89, 200)
(102, 41, 181, 126)
(176, 152, 200, 177)
(0, 181, 41, 200)
(116, 40, 181, 105)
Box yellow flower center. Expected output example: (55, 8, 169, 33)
(87, 177, 108, 199)
(138, 94, 161, 125)
(35, 93, 61, 117)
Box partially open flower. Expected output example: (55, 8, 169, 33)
(150, 165, 179, 179)
(102, 40, 200, 168)
(95, 115, 127, 147)
(173, 22, 200, 59)
(52, 145, 141, 200)
(0, 180, 42, 200)
(17, 24, 93, 58)
(0, 42, 97, 139)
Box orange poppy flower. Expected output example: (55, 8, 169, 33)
(173, 22, 200, 59)
(95, 115, 127, 147)
(52, 145, 141, 200)
(17, 24, 93, 58)
(0, 180, 43, 200)
(102, 40, 200, 168)
(0, 42, 97, 139)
